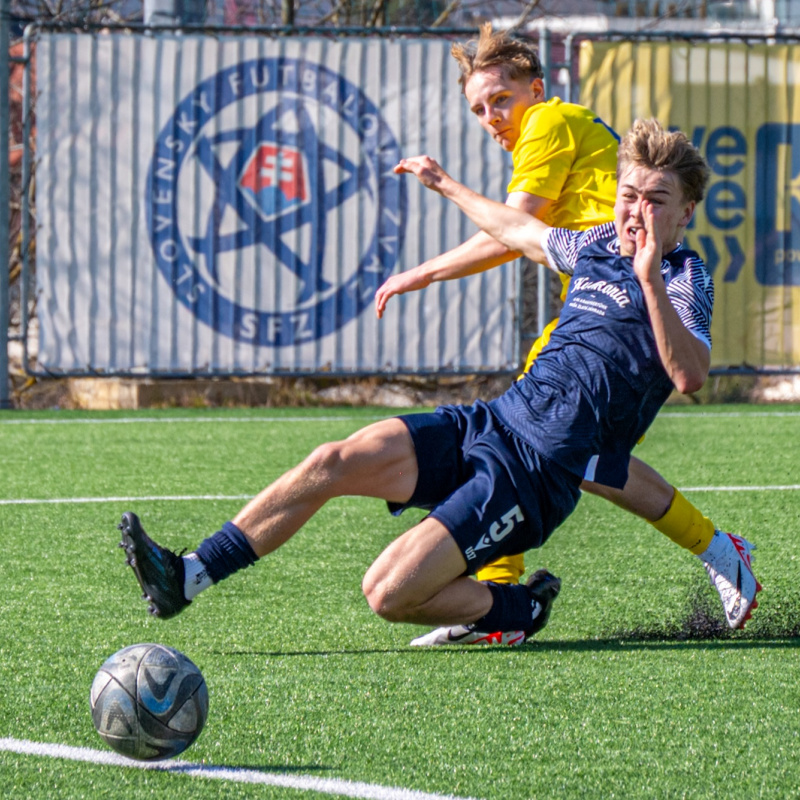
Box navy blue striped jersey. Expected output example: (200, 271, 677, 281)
(489, 222, 714, 488)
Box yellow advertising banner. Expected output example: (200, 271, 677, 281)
(580, 40, 800, 370)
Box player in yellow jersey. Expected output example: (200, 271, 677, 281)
(509, 95, 619, 374)
(375, 24, 758, 642)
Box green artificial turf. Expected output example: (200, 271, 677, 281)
(1, 405, 799, 799)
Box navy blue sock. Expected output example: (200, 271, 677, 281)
(195, 522, 258, 584)
(475, 582, 533, 632)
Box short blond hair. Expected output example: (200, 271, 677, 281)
(618, 118, 710, 203)
(451, 23, 543, 93)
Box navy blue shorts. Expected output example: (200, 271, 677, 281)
(389, 401, 581, 575)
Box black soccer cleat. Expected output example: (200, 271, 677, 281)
(524, 568, 561, 640)
(118, 511, 190, 620)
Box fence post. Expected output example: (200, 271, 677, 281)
(536, 26, 551, 337)
(0, 0, 11, 409)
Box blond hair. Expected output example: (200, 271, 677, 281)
(618, 119, 710, 203)
(451, 23, 543, 92)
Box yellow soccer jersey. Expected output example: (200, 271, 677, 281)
(508, 97, 618, 231)
(510, 98, 618, 370)
(481, 103, 619, 584)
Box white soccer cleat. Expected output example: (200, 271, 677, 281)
(701, 531, 762, 630)
(409, 624, 526, 647)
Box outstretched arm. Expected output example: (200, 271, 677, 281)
(634, 200, 710, 394)
(375, 156, 551, 318)
(396, 156, 550, 263)
(375, 191, 550, 319)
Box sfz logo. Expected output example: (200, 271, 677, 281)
(146, 57, 406, 346)
(465, 505, 525, 561)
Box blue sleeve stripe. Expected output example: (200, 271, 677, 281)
(666, 255, 714, 349)
(543, 222, 616, 276)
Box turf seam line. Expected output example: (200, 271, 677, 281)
(0, 416, 385, 425)
(0, 738, 480, 800)
(2, 410, 800, 426)
(680, 485, 800, 492)
(3, 485, 800, 505)
(0, 494, 256, 505)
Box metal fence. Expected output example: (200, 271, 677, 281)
(572, 31, 800, 373)
(4, 24, 800, 397)
(19, 25, 525, 378)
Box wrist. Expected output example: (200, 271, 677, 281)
(637, 268, 665, 294)
(415, 262, 437, 286)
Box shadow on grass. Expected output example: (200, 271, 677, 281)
(211, 590, 800, 656)
(211, 636, 800, 659)
(522, 636, 800, 652)
(213, 629, 800, 657)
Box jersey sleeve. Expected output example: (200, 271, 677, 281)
(665, 255, 714, 350)
(541, 227, 581, 276)
(541, 222, 617, 277)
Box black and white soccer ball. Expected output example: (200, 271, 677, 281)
(90, 643, 209, 761)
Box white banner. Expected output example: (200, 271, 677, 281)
(35, 33, 518, 374)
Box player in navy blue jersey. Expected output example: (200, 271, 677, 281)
(119, 119, 760, 638)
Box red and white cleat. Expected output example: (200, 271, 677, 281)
(409, 625, 526, 647)
(701, 531, 762, 630)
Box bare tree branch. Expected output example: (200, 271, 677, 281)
(508, 0, 544, 32)
(315, 0, 346, 24)
(432, 0, 461, 28)
(366, 0, 385, 27)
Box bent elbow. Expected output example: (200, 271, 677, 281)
(673, 370, 707, 396)
(670, 345, 710, 395)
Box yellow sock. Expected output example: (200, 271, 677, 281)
(649, 488, 715, 554)
(475, 554, 525, 584)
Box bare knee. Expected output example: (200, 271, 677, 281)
(362, 568, 413, 623)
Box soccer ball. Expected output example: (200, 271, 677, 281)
(90, 643, 209, 761)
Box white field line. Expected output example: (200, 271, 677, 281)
(679, 485, 800, 492)
(0, 416, 384, 425)
(0, 494, 255, 506)
(1, 410, 800, 426)
(0, 738, 479, 800)
(1, 485, 799, 507)
(657, 411, 800, 418)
